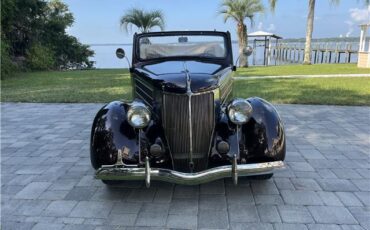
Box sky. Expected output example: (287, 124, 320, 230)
(63, 0, 370, 45)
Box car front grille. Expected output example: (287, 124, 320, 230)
(162, 92, 215, 172)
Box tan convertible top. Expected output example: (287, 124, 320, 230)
(140, 42, 225, 59)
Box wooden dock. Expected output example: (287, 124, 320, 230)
(269, 43, 357, 64)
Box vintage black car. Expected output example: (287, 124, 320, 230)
(90, 31, 285, 187)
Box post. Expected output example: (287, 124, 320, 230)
(253, 39, 256, 66)
(285, 47, 289, 61)
(267, 38, 271, 66)
(313, 44, 317, 63)
(275, 39, 279, 65)
(263, 36, 267, 66)
(344, 43, 349, 63)
(321, 51, 324, 63)
(359, 25, 366, 52)
(347, 44, 352, 63)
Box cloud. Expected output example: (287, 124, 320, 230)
(345, 28, 353, 37)
(344, 20, 354, 37)
(255, 22, 275, 32)
(349, 6, 370, 23)
(267, 24, 275, 32)
(344, 6, 369, 38)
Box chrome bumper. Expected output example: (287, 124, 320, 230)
(95, 157, 285, 187)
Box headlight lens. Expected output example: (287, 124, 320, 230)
(228, 99, 253, 125)
(127, 102, 151, 128)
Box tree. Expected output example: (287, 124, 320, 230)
(269, 0, 370, 65)
(1, 0, 94, 77)
(120, 8, 165, 33)
(303, 0, 316, 64)
(1, 0, 47, 57)
(42, 0, 94, 69)
(219, 0, 264, 67)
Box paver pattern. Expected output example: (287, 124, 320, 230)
(1, 103, 369, 230)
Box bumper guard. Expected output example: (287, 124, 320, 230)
(96, 156, 285, 187)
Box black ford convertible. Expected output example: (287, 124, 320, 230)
(90, 31, 285, 187)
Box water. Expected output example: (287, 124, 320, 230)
(90, 42, 358, 69)
(90, 43, 268, 68)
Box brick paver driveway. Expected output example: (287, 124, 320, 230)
(1, 103, 369, 230)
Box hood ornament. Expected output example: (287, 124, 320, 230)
(183, 62, 192, 95)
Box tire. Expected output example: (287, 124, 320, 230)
(102, 180, 123, 185)
(250, 173, 273, 180)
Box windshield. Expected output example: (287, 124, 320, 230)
(138, 35, 227, 60)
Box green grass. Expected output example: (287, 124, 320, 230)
(236, 63, 370, 77)
(233, 77, 370, 106)
(1, 66, 370, 105)
(1, 69, 132, 103)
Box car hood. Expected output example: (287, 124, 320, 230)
(135, 61, 226, 93)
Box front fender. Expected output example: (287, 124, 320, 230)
(90, 101, 139, 169)
(243, 97, 286, 162)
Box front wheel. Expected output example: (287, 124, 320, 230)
(250, 173, 273, 180)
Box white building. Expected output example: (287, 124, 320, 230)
(358, 23, 370, 68)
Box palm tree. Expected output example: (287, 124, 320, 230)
(120, 8, 165, 33)
(219, 0, 264, 67)
(269, 0, 369, 65)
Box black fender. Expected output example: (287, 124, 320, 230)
(90, 101, 139, 169)
(242, 97, 286, 162)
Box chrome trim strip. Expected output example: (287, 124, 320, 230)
(184, 62, 194, 170)
(95, 161, 285, 185)
(220, 78, 233, 100)
(135, 84, 153, 101)
(220, 75, 232, 90)
(134, 77, 154, 91)
(163, 90, 216, 96)
(135, 89, 153, 108)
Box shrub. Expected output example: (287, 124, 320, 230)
(1, 39, 17, 79)
(26, 43, 55, 71)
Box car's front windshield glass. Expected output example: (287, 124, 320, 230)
(138, 35, 226, 60)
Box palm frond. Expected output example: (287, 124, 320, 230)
(269, 0, 277, 12)
(219, 0, 264, 25)
(120, 8, 165, 33)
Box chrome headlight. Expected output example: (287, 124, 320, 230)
(127, 102, 151, 128)
(228, 99, 253, 125)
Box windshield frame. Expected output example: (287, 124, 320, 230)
(133, 31, 233, 66)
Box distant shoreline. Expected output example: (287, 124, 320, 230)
(88, 36, 367, 46)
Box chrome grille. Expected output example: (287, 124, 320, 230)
(162, 92, 215, 172)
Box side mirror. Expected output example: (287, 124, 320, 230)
(115, 48, 131, 68)
(235, 46, 253, 68)
(243, 46, 253, 56)
(116, 48, 125, 59)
